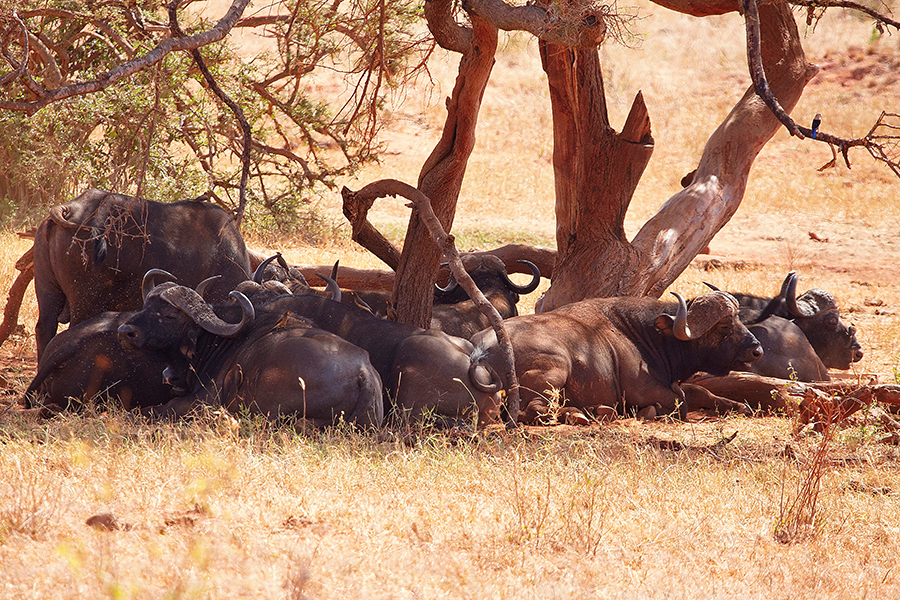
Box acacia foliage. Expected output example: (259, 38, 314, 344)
(0, 0, 431, 235)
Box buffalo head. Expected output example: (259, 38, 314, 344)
(657, 291, 764, 376)
(118, 270, 255, 353)
(757, 272, 863, 370)
(434, 254, 541, 313)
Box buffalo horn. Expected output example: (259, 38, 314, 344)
(252, 253, 282, 284)
(671, 292, 696, 341)
(435, 262, 458, 296)
(702, 281, 721, 292)
(330, 260, 339, 282)
(160, 285, 255, 338)
(503, 260, 541, 294)
(142, 269, 178, 302)
(315, 273, 341, 302)
(783, 271, 820, 317)
(194, 275, 222, 299)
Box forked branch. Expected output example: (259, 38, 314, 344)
(342, 179, 520, 424)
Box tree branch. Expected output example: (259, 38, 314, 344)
(465, 0, 607, 47)
(342, 179, 520, 423)
(167, 0, 251, 228)
(341, 185, 402, 270)
(788, 0, 900, 31)
(0, 0, 251, 114)
(743, 0, 803, 138)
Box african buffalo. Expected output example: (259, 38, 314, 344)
(117, 277, 383, 427)
(255, 294, 504, 425)
(470, 291, 763, 424)
(341, 254, 542, 339)
(24, 311, 189, 411)
(713, 272, 863, 381)
(33, 189, 251, 360)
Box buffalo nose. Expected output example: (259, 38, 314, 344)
(117, 323, 142, 348)
(750, 344, 764, 361)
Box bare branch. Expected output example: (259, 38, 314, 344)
(743, 0, 803, 138)
(341, 185, 402, 270)
(788, 0, 900, 32)
(168, 0, 251, 227)
(741, 0, 899, 179)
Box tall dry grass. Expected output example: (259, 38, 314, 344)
(1, 407, 900, 599)
(1, 3, 900, 598)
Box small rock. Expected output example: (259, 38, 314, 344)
(86, 513, 127, 531)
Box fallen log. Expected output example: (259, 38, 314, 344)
(688, 371, 900, 427)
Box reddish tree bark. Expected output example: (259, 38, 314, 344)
(391, 6, 499, 328)
(537, 0, 818, 310)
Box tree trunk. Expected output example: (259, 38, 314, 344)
(391, 10, 498, 328)
(538, 1, 817, 311)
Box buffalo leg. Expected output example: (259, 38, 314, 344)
(681, 383, 753, 416)
(141, 395, 201, 420)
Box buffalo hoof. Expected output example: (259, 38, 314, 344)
(636, 405, 658, 421)
(560, 407, 590, 426)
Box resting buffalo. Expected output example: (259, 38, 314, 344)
(342, 254, 542, 339)
(255, 294, 504, 425)
(33, 189, 251, 360)
(714, 272, 863, 381)
(117, 275, 383, 427)
(24, 311, 188, 411)
(470, 291, 763, 424)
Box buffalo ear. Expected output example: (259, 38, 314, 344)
(655, 314, 675, 336)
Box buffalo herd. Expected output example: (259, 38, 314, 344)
(22, 189, 865, 429)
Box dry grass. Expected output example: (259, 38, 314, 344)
(2, 2, 900, 597)
(0, 409, 900, 598)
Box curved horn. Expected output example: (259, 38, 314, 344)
(469, 360, 503, 394)
(435, 273, 459, 296)
(783, 271, 815, 317)
(502, 260, 541, 294)
(315, 273, 341, 302)
(702, 281, 721, 292)
(671, 292, 696, 341)
(252, 253, 282, 284)
(194, 275, 222, 299)
(160, 286, 255, 338)
(142, 269, 178, 302)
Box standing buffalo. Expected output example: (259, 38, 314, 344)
(711, 272, 863, 381)
(256, 294, 504, 425)
(471, 291, 763, 423)
(33, 189, 251, 360)
(117, 276, 383, 427)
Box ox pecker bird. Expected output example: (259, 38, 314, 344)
(811, 113, 821, 140)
